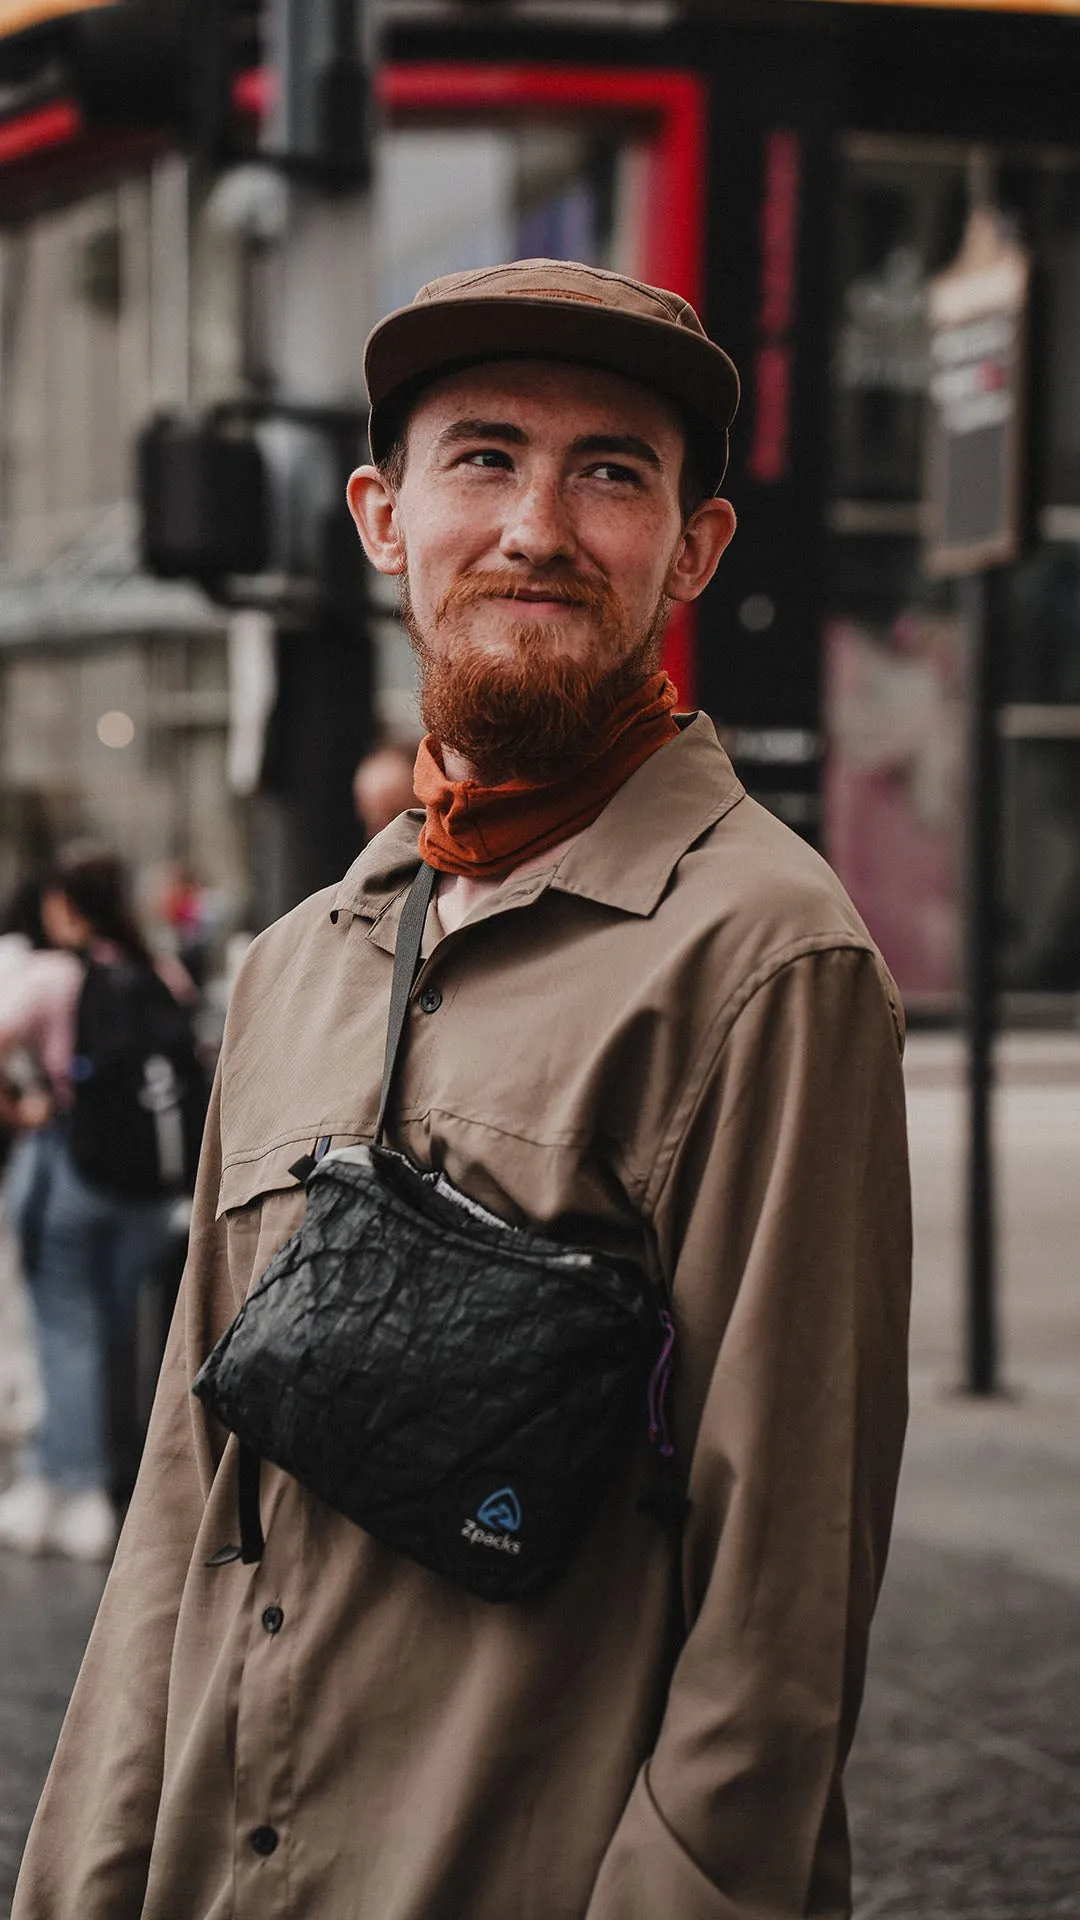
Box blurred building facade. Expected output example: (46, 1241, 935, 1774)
(0, 0, 375, 945)
(0, 0, 1077, 1005)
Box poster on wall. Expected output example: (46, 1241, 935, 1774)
(824, 607, 967, 999)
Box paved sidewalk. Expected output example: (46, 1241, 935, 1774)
(0, 1553, 104, 1909)
(848, 1032, 1080, 1917)
(2, 1034, 1078, 1916)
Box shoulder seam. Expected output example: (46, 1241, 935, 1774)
(638, 933, 881, 1218)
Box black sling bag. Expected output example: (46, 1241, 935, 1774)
(193, 861, 675, 1602)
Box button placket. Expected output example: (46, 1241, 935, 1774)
(233, 1517, 297, 1910)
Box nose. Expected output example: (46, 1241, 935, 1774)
(498, 470, 576, 568)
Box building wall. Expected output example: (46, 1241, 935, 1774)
(0, 156, 249, 951)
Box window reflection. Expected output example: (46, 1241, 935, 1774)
(376, 124, 648, 316)
(826, 139, 1080, 999)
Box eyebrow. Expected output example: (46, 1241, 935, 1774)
(435, 419, 528, 451)
(433, 420, 664, 470)
(570, 433, 663, 470)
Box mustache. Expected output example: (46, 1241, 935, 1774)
(434, 569, 618, 627)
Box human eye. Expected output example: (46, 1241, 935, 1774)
(457, 447, 514, 472)
(586, 461, 645, 487)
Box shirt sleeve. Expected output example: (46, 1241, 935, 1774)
(12, 1069, 234, 1920)
(586, 943, 912, 1920)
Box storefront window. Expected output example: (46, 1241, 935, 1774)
(826, 137, 1080, 1000)
(376, 122, 648, 314)
(832, 148, 966, 504)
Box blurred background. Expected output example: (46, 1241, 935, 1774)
(0, 2, 1077, 1915)
(0, 0, 1075, 1001)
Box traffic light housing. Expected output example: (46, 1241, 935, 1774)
(68, 2, 214, 132)
(258, 0, 370, 186)
(0, 2, 369, 183)
(138, 414, 268, 588)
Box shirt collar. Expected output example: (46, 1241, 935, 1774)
(331, 712, 745, 925)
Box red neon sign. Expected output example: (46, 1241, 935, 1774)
(748, 129, 800, 486)
(0, 97, 82, 165)
(377, 64, 705, 308)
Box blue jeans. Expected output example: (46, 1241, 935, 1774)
(5, 1121, 174, 1492)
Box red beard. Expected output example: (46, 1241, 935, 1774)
(401, 568, 670, 785)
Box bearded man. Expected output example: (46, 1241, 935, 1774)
(14, 261, 910, 1920)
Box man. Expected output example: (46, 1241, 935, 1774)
(15, 260, 910, 1920)
(352, 738, 420, 842)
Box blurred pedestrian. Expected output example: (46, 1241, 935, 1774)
(0, 879, 47, 1446)
(0, 876, 52, 1166)
(0, 849, 201, 1563)
(14, 262, 910, 1920)
(352, 738, 420, 840)
(157, 859, 211, 988)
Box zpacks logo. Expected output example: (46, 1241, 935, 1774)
(461, 1487, 522, 1557)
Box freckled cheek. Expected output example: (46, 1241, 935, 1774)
(427, 503, 502, 570)
(581, 499, 677, 569)
(404, 525, 488, 626)
(595, 531, 674, 609)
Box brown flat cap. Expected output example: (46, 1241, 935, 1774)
(364, 258, 740, 490)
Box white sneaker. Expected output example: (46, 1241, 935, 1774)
(49, 1487, 117, 1564)
(0, 1474, 57, 1554)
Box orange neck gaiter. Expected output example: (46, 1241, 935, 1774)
(414, 672, 679, 881)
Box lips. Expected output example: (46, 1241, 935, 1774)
(493, 589, 583, 607)
(435, 568, 613, 626)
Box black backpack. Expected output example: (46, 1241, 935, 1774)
(69, 958, 208, 1200)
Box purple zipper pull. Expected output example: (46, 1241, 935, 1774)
(647, 1309, 676, 1459)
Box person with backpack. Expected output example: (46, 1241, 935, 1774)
(0, 849, 204, 1563)
(0, 878, 50, 1449)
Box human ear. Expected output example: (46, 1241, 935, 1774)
(664, 497, 737, 604)
(346, 465, 405, 576)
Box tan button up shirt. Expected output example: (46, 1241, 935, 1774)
(15, 716, 911, 1920)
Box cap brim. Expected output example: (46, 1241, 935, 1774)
(365, 295, 740, 486)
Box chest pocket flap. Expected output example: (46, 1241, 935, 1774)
(216, 1139, 321, 1218)
(217, 1139, 327, 1311)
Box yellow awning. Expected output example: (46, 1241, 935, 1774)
(824, 0, 1080, 10)
(0, 0, 113, 37)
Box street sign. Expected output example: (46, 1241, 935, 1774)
(925, 205, 1030, 577)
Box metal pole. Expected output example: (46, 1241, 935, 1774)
(250, 0, 375, 913)
(961, 567, 1002, 1395)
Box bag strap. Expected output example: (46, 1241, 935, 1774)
(374, 860, 437, 1146)
(237, 861, 437, 1566)
(238, 1441, 264, 1564)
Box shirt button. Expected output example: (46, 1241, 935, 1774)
(250, 1826, 278, 1857)
(261, 1605, 284, 1634)
(418, 985, 442, 1014)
